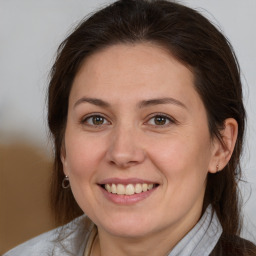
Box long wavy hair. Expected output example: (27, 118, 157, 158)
(48, 0, 245, 237)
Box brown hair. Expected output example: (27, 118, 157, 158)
(48, 0, 245, 236)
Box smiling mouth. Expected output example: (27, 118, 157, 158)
(101, 183, 159, 196)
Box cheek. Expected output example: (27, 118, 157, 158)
(64, 130, 106, 178)
(147, 131, 212, 183)
(63, 132, 106, 214)
(148, 138, 198, 170)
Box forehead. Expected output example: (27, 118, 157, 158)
(70, 43, 202, 110)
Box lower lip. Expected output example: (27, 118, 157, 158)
(99, 186, 158, 205)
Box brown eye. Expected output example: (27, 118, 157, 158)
(154, 116, 168, 125)
(84, 115, 108, 126)
(92, 116, 104, 125)
(147, 114, 173, 127)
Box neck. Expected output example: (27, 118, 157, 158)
(92, 210, 201, 256)
(94, 230, 173, 256)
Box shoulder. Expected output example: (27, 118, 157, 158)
(3, 215, 89, 256)
(3, 228, 58, 256)
(210, 234, 256, 256)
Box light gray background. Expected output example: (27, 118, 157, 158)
(1, 0, 255, 241)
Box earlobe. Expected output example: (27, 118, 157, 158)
(208, 118, 238, 173)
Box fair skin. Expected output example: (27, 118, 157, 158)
(61, 43, 238, 256)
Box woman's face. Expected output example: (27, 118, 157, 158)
(62, 43, 218, 239)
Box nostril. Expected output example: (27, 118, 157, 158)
(108, 160, 139, 168)
(109, 160, 115, 165)
(106, 141, 146, 167)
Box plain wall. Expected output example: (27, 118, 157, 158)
(1, 0, 255, 253)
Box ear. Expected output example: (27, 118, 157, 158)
(60, 140, 69, 176)
(208, 118, 238, 173)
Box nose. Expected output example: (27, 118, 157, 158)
(105, 126, 146, 168)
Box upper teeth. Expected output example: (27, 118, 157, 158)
(104, 183, 154, 195)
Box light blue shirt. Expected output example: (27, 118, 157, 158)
(4, 205, 222, 256)
(168, 205, 222, 255)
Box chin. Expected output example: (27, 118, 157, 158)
(108, 226, 153, 239)
(97, 216, 159, 238)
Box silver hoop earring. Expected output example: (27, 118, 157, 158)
(62, 175, 70, 189)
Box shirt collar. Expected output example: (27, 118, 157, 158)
(168, 205, 222, 256)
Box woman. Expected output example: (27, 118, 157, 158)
(4, 0, 256, 255)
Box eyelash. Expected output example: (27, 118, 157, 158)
(81, 114, 110, 127)
(145, 113, 176, 127)
(81, 113, 176, 128)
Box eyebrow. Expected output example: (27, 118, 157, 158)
(74, 97, 110, 108)
(138, 97, 187, 109)
(74, 97, 187, 109)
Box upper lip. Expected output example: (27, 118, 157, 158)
(98, 178, 159, 185)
